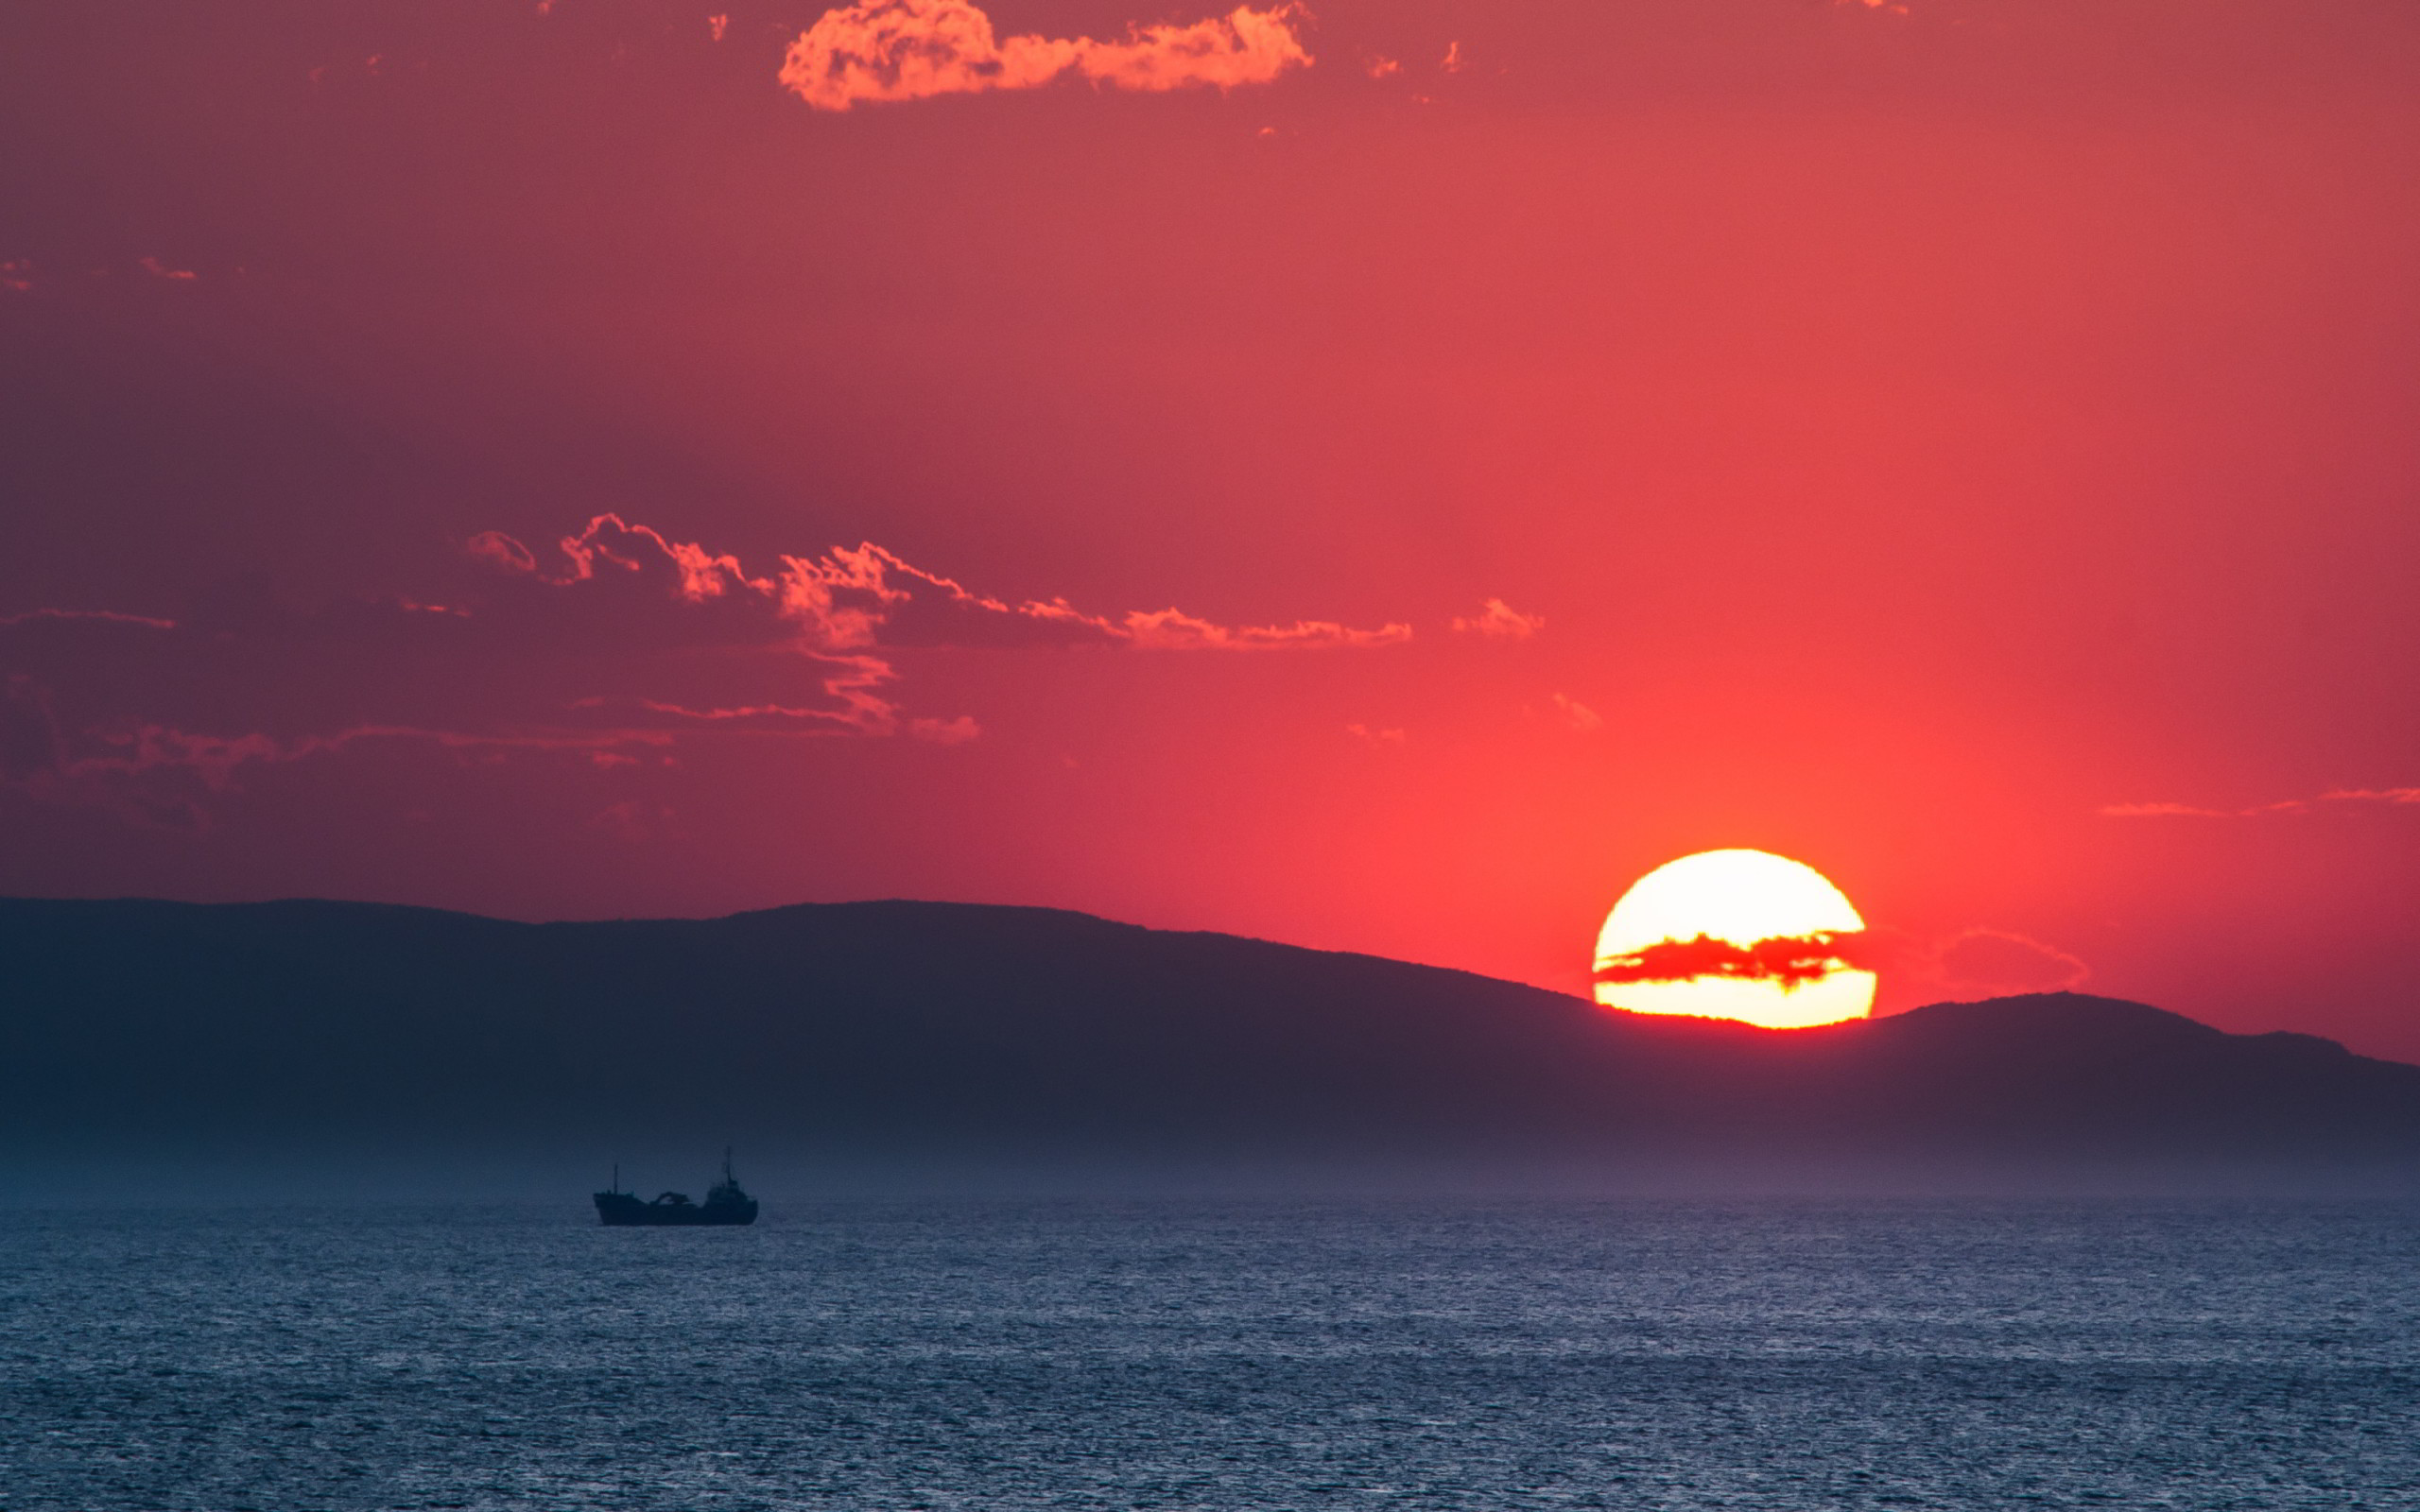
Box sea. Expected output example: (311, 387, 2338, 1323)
(5, 1200, 2417, 1510)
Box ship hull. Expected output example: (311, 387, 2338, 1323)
(594, 1193, 758, 1226)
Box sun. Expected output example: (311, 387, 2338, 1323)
(1592, 849, 1876, 1029)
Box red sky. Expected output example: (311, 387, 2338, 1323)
(7, 0, 2420, 1057)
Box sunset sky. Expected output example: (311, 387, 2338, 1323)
(6, 1, 2420, 1057)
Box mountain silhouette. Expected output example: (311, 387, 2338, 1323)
(5, 898, 2417, 1187)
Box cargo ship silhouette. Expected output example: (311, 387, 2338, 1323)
(594, 1151, 758, 1226)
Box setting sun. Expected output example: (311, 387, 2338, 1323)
(1593, 850, 1876, 1030)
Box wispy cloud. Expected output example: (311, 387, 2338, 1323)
(2100, 787, 2420, 818)
(908, 714, 981, 745)
(0, 608, 179, 630)
(471, 513, 1409, 656)
(1923, 928, 2091, 998)
(3, 514, 1406, 824)
(1551, 693, 1602, 731)
(1118, 606, 1409, 651)
(1450, 598, 1543, 640)
(778, 0, 1310, 112)
(1, 672, 670, 831)
(589, 799, 682, 843)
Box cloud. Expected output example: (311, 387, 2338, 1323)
(2100, 787, 2420, 819)
(2, 514, 1404, 823)
(1590, 923, 2089, 1005)
(1927, 929, 2091, 997)
(908, 714, 981, 745)
(589, 799, 681, 843)
(778, 0, 1310, 112)
(1118, 607, 1409, 651)
(1551, 693, 1602, 731)
(0, 608, 179, 630)
(1595, 931, 1876, 992)
(2, 671, 671, 830)
(1, 260, 31, 294)
(1832, 925, 2094, 1005)
(1450, 598, 1544, 639)
(2100, 800, 2251, 818)
(136, 257, 197, 283)
(1345, 723, 1405, 746)
(2327, 787, 2420, 805)
(472, 513, 1409, 656)
(465, 530, 538, 576)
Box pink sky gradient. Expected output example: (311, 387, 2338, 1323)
(6, 1, 2420, 1058)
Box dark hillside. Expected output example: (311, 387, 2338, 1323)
(5, 898, 2417, 1178)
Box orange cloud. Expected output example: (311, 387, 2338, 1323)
(778, 0, 1311, 112)
(474, 513, 1409, 656)
(1119, 607, 1409, 651)
(1450, 598, 1544, 639)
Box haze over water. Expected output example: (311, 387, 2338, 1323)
(9, 1200, 2417, 1509)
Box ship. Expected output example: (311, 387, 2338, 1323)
(594, 1151, 759, 1226)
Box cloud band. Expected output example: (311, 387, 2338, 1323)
(1595, 931, 1876, 992)
(779, 0, 1310, 112)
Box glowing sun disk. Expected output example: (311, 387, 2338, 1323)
(1593, 849, 1876, 1030)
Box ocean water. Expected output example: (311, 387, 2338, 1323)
(4, 1201, 2417, 1510)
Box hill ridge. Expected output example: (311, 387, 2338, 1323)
(4, 897, 2415, 1183)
